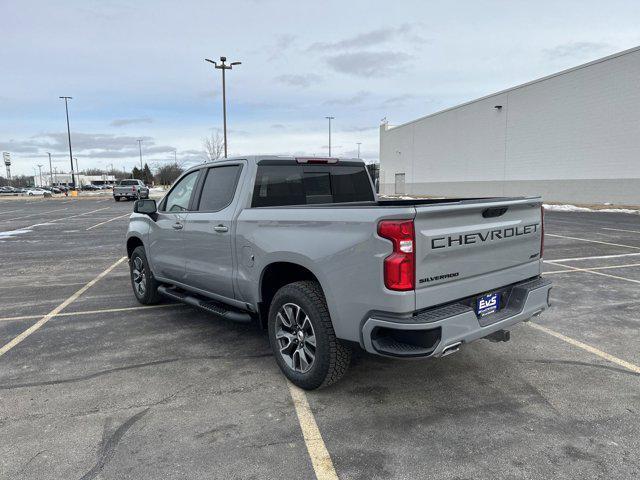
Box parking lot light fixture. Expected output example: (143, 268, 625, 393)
(137, 139, 143, 170)
(59, 96, 75, 188)
(325, 116, 335, 156)
(47, 152, 53, 185)
(205, 56, 242, 158)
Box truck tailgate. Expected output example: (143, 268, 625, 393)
(413, 197, 543, 310)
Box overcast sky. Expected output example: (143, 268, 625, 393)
(1, 0, 639, 176)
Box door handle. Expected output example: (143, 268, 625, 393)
(213, 225, 229, 233)
(172, 222, 183, 230)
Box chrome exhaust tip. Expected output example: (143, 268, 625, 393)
(441, 341, 462, 357)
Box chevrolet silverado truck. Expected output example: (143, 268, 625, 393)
(125, 156, 551, 389)
(114, 179, 149, 202)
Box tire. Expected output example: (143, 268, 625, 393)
(268, 281, 351, 390)
(114, 196, 121, 202)
(129, 246, 161, 305)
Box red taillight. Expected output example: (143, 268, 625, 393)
(378, 220, 415, 291)
(540, 205, 545, 258)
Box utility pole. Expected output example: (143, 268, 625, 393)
(173, 149, 177, 163)
(59, 96, 76, 188)
(37, 164, 43, 187)
(325, 116, 335, 156)
(46, 152, 54, 186)
(205, 56, 242, 158)
(137, 139, 143, 170)
(356, 142, 362, 159)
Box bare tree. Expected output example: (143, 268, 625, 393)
(155, 162, 184, 186)
(203, 130, 225, 161)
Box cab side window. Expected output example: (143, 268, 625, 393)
(162, 171, 199, 212)
(197, 165, 242, 211)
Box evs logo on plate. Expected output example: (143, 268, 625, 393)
(476, 293, 500, 316)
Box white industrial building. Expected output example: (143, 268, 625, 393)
(33, 173, 116, 188)
(379, 46, 640, 205)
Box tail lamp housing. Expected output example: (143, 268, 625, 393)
(378, 220, 415, 291)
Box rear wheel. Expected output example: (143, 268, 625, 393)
(268, 281, 351, 390)
(114, 196, 121, 202)
(130, 246, 161, 305)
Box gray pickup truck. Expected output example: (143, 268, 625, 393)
(114, 179, 149, 202)
(125, 156, 551, 389)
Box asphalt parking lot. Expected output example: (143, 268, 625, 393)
(0, 197, 638, 479)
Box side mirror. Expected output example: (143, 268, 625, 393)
(134, 199, 157, 215)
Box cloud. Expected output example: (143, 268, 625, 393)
(308, 24, 425, 51)
(271, 124, 286, 129)
(2, 132, 176, 159)
(544, 42, 611, 60)
(268, 34, 297, 60)
(325, 51, 412, 77)
(324, 91, 371, 106)
(275, 74, 322, 88)
(110, 116, 153, 127)
(340, 125, 377, 133)
(381, 94, 418, 107)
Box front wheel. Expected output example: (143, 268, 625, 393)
(114, 196, 121, 202)
(268, 281, 351, 390)
(129, 246, 161, 305)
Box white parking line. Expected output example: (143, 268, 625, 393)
(529, 323, 640, 374)
(1, 207, 69, 222)
(545, 252, 640, 263)
(86, 213, 130, 230)
(543, 262, 640, 275)
(288, 382, 339, 480)
(0, 256, 127, 357)
(545, 260, 640, 285)
(0, 209, 24, 215)
(602, 227, 640, 234)
(0, 303, 182, 323)
(546, 233, 640, 251)
(6, 206, 113, 232)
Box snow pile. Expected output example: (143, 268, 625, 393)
(543, 204, 639, 215)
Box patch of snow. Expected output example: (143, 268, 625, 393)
(543, 204, 639, 215)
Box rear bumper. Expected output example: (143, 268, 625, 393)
(361, 276, 552, 358)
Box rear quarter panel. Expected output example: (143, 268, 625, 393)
(235, 206, 417, 342)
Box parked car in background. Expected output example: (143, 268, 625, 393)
(114, 179, 149, 201)
(81, 184, 100, 191)
(26, 188, 51, 196)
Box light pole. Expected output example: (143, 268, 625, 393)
(59, 96, 76, 188)
(74, 158, 80, 186)
(46, 152, 54, 186)
(137, 139, 143, 170)
(205, 56, 242, 158)
(173, 149, 177, 163)
(356, 142, 362, 159)
(325, 116, 335, 156)
(37, 164, 43, 187)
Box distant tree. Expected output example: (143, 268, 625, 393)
(132, 166, 142, 180)
(203, 130, 224, 161)
(0, 175, 7, 187)
(142, 163, 154, 185)
(8, 175, 32, 187)
(155, 162, 184, 186)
